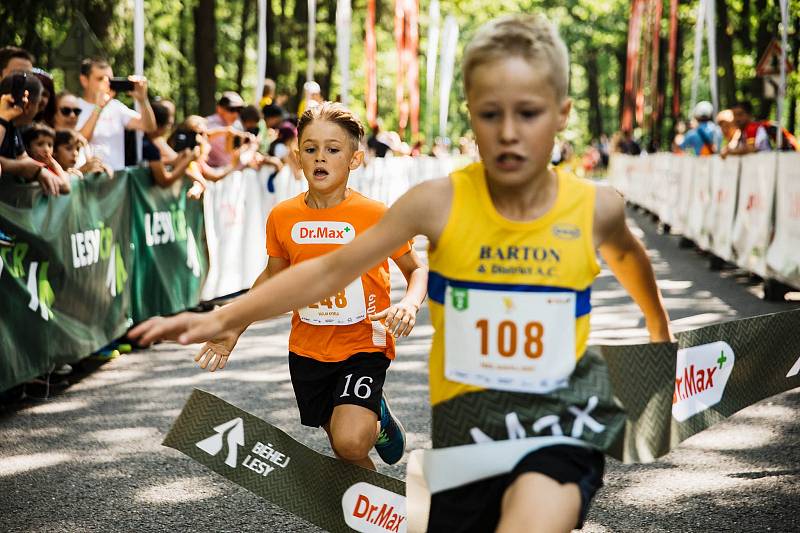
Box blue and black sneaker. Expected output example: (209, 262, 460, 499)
(374, 395, 406, 465)
(0, 228, 14, 248)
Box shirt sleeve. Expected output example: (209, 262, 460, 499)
(265, 212, 289, 259)
(755, 126, 771, 151)
(390, 240, 413, 261)
(142, 140, 161, 162)
(119, 101, 141, 129)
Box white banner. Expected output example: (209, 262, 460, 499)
(777, 0, 789, 149)
(425, 0, 440, 142)
(307, 0, 317, 83)
(767, 152, 800, 283)
(731, 153, 777, 277)
(706, 156, 740, 261)
(672, 156, 696, 236)
(438, 16, 459, 139)
(255, 0, 267, 105)
(336, 0, 352, 106)
(690, 0, 706, 111)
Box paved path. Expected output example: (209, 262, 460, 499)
(1, 208, 799, 532)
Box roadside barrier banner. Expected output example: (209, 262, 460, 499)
(686, 156, 712, 249)
(164, 389, 406, 533)
(129, 171, 208, 323)
(201, 169, 272, 301)
(0, 174, 132, 392)
(707, 156, 739, 262)
(766, 152, 800, 285)
(731, 153, 776, 276)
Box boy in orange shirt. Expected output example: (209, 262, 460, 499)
(192, 102, 427, 470)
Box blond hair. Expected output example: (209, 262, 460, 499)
(297, 101, 364, 150)
(463, 14, 570, 101)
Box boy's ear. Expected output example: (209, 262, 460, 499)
(558, 98, 572, 131)
(350, 149, 365, 170)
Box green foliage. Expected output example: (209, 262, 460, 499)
(1, 0, 797, 149)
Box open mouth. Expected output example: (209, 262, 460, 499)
(496, 153, 525, 169)
(313, 168, 329, 178)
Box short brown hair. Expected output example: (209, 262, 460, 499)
(463, 14, 569, 101)
(80, 58, 110, 77)
(297, 101, 364, 150)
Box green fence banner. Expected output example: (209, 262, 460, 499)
(0, 174, 132, 392)
(164, 389, 406, 533)
(0, 169, 209, 393)
(129, 170, 208, 323)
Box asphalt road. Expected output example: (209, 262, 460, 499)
(1, 207, 799, 532)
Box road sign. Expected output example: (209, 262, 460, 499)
(756, 39, 794, 77)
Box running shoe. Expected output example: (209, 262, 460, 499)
(374, 395, 406, 465)
(0, 229, 14, 247)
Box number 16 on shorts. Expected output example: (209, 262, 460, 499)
(444, 287, 577, 394)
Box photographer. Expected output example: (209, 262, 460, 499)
(76, 58, 157, 171)
(143, 100, 198, 188)
(0, 72, 64, 195)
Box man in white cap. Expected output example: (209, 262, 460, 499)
(205, 91, 245, 168)
(678, 101, 723, 156)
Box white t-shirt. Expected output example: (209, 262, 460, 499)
(76, 98, 140, 171)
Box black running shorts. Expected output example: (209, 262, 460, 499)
(288, 351, 391, 428)
(427, 444, 605, 532)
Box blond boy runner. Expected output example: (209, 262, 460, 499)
(133, 15, 672, 532)
(190, 103, 427, 470)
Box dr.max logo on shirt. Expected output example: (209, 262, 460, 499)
(291, 221, 356, 244)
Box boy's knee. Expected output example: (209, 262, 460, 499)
(331, 431, 373, 461)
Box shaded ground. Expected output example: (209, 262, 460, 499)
(1, 207, 799, 532)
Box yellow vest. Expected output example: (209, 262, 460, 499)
(427, 162, 600, 405)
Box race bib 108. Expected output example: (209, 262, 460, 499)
(444, 286, 577, 393)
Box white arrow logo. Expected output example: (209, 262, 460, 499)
(787, 355, 800, 378)
(196, 418, 245, 468)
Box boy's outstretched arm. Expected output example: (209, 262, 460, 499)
(371, 249, 428, 338)
(129, 180, 449, 346)
(595, 186, 673, 342)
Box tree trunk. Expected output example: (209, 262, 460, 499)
(585, 47, 604, 139)
(716, 0, 737, 108)
(195, 0, 218, 116)
(789, 15, 800, 134)
(236, 0, 252, 94)
(616, 43, 627, 126)
(265, 0, 277, 79)
(737, 0, 751, 49)
(278, 0, 288, 78)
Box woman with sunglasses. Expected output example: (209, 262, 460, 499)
(54, 92, 83, 130)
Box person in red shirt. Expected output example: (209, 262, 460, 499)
(196, 102, 427, 470)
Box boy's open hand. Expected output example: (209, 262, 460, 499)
(128, 311, 226, 347)
(195, 330, 242, 372)
(369, 301, 419, 338)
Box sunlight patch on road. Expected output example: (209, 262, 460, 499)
(134, 477, 224, 504)
(25, 399, 91, 415)
(0, 453, 72, 476)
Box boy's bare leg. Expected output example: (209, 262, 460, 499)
(323, 404, 380, 470)
(496, 473, 582, 533)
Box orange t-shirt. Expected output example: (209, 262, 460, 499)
(266, 190, 412, 362)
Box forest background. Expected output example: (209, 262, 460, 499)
(1, 0, 798, 149)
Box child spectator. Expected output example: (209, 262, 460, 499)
(22, 123, 72, 192)
(677, 101, 723, 156)
(32, 68, 56, 127)
(53, 129, 110, 177)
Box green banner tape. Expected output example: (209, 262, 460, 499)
(163, 389, 407, 533)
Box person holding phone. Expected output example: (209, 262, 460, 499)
(75, 58, 157, 172)
(0, 72, 64, 196)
